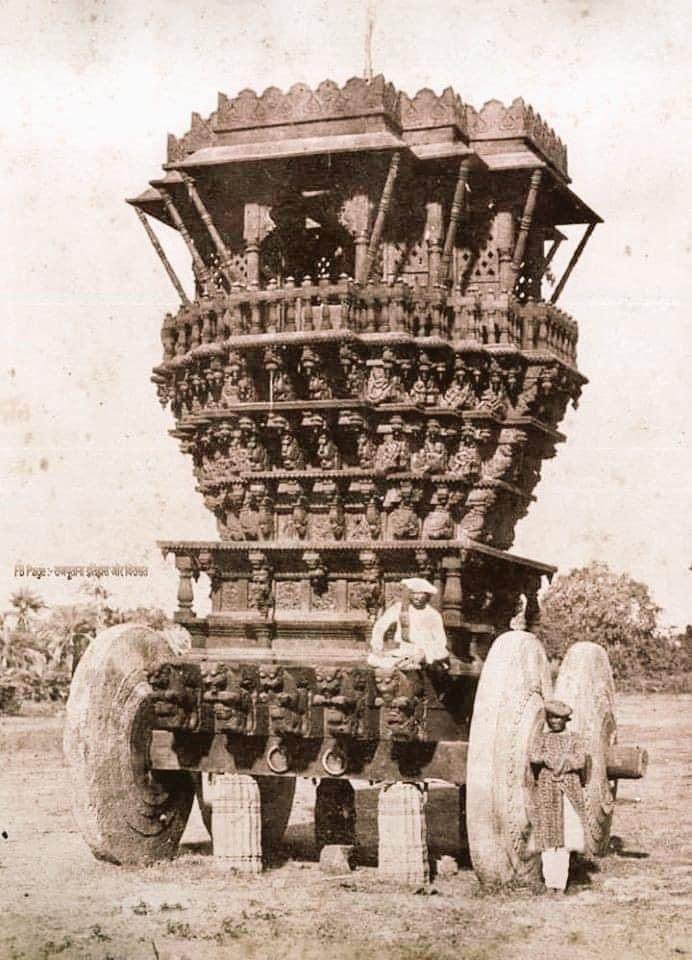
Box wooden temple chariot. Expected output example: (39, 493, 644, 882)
(63, 76, 646, 887)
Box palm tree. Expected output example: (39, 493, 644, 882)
(79, 579, 112, 631)
(41, 605, 96, 674)
(9, 588, 45, 631)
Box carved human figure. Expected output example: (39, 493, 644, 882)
(367, 577, 449, 670)
(421, 486, 455, 540)
(409, 368, 429, 406)
(478, 362, 508, 418)
(530, 700, 587, 893)
(411, 420, 448, 475)
(459, 487, 497, 541)
(238, 489, 261, 540)
(248, 433, 269, 472)
(221, 356, 243, 405)
(365, 358, 401, 404)
(387, 490, 420, 540)
(356, 431, 378, 470)
(279, 429, 305, 470)
(227, 429, 250, 473)
(375, 417, 410, 473)
(448, 427, 482, 481)
(316, 429, 341, 470)
(441, 360, 477, 410)
(248, 565, 272, 614)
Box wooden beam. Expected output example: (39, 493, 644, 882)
(540, 235, 563, 280)
(550, 222, 597, 304)
(362, 151, 401, 284)
(511, 169, 543, 284)
(134, 207, 190, 304)
(438, 158, 472, 285)
(181, 173, 234, 286)
(158, 186, 214, 293)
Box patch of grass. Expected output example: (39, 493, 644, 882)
(165, 920, 194, 939)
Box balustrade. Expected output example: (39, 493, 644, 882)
(156, 277, 578, 370)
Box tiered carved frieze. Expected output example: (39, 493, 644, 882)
(153, 322, 579, 557)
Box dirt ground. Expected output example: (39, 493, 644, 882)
(1, 694, 690, 960)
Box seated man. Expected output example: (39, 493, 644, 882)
(367, 577, 449, 670)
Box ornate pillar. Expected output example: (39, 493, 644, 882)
(495, 208, 516, 293)
(243, 203, 273, 285)
(425, 199, 443, 290)
(511, 169, 543, 283)
(439, 158, 472, 286)
(174, 555, 196, 621)
(363, 151, 401, 283)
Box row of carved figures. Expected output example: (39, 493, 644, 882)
(189, 414, 546, 485)
(156, 345, 579, 427)
(198, 473, 534, 551)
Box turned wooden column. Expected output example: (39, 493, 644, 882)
(363, 151, 401, 283)
(511, 169, 543, 284)
(181, 173, 234, 285)
(425, 200, 443, 291)
(496, 208, 516, 293)
(158, 187, 214, 293)
(174, 555, 196, 621)
(439, 158, 472, 286)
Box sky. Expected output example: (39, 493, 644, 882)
(1, 0, 690, 626)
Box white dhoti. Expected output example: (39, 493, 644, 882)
(541, 796, 585, 891)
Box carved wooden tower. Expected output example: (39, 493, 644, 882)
(64, 76, 647, 887)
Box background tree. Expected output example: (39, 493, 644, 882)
(9, 588, 45, 631)
(537, 561, 688, 686)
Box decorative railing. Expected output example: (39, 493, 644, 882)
(160, 280, 578, 368)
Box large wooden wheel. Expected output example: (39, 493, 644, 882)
(63, 623, 195, 865)
(466, 630, 552, 887)
(554, 641, 617, 857)
(196, 774, 296, 856)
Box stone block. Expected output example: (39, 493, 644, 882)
(319, 844, 355, 874)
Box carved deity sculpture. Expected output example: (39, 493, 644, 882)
(411, 420, 448, 475)
(365, 355, 402, 404)
(375, 417, 410, 473)
(421, 486, 455, 540)
(356, 431, 378, 470)
(441, 359, 477, 410)
(449, 427, 482, 481)
(279, 428, 306, 471)
(387, 489, 420, 540)
(459, 487, 497, 541)
(315, 430, 341, 470)
(478, 362, 508, 418)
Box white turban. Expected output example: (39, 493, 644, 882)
(400, 577, 437, 595)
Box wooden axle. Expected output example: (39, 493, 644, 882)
(606, 744, 648, 780)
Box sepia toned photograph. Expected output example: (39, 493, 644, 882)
(1, 1, 690, 958)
